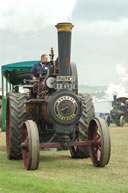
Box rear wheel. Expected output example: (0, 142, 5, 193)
(6, 92, 26, 159)
(70, 93, 95, 158)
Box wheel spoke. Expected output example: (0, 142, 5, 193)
(26, 138, 29, 152)
(96, 132, 100, 140)
(93, 128, 101, 161)
(98, 144, 101, 151)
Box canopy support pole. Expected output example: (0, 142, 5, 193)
(2, 72, 6, 131)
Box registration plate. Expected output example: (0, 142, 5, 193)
(54, 83, 76, 90)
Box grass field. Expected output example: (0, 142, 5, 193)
(0, 125, 128, 193)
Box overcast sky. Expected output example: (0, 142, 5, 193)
(0, 0, 128, 86)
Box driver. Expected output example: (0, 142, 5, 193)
(30, 54, 49, 80)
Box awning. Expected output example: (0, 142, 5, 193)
(1, 61, 38, 85)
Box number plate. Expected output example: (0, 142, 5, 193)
(54, 83, 76, 89)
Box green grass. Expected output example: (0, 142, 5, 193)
(0, 125, 128, 193)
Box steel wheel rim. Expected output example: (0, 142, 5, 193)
(88, 119, 102, 166)
(88, 117, 111, 167)
(22, 123, 30, 169)
(21, 120, 40, 170)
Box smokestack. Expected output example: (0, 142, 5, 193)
(112, 95, 117, 107)
(55, 22, 74, 76)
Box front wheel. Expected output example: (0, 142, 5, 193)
(21, 120, 40, 170)
(88, 117, 111, 167)
(120, 116, 125, 127)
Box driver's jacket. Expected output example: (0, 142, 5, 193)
(30, 61, 48, 79)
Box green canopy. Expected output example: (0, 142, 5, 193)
(1, 61, 39, 131)
(1, 61, 38, 85)
(2, 61, 38, 72)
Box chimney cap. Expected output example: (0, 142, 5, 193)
(55, 22, 74, 32)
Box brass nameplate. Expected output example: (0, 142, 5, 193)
(56, 76, 75, 82)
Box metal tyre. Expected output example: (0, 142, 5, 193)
(21, 120, 40, 170)
(120, 116, 125, 127)
(70, 93, 95, 158)
(88, 117, 111, 167)
(6, 92, 26, 159)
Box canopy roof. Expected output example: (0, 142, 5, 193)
(2, 61, 38, 72)
(1, 61, 38, 85)
(116, 97, 128, 103)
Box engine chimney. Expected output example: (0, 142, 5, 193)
(55, 22, 74, 76)
(113, 95, 117, 107)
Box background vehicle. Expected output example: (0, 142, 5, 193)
(106, 95, 128, 127)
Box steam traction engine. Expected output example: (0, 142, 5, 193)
(106, 95, 128, 127)
(6, 23, 111, 170)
